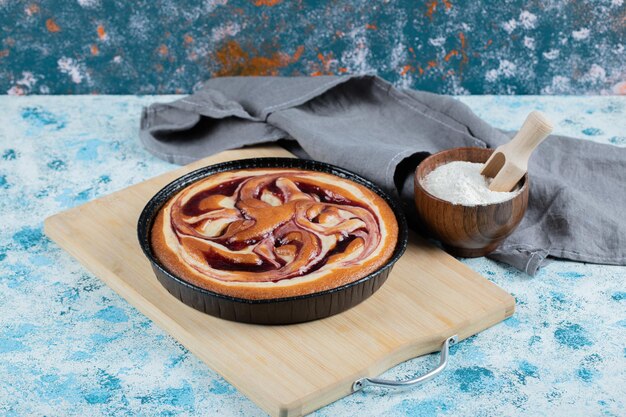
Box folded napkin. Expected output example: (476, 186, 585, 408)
(140, 75, 626, 275)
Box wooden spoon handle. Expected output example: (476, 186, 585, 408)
(486, 111, 553, 192)
(506, 111, 554, 160)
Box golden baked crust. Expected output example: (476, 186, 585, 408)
(151, 168, 399, 300)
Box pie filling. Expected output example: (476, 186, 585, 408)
(151, 168, 399, 298)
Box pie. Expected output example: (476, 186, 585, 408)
(151, 168, 399, 300)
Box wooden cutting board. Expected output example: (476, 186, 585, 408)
(44, 145, 514, 417)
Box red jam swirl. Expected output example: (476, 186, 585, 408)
(166, 173, 383, 283)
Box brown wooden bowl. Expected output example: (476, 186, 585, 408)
(414, 147, 529, 257)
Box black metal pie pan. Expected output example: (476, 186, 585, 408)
(137, 157, 408, 325)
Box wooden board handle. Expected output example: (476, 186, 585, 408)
(352, 335, 458, 392)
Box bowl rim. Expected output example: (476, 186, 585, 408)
(414, 147, 529, 208)
(137, 157, 409, 305)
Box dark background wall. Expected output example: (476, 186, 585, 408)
(2, 0, 625, 95)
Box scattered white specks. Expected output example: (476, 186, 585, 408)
(342, 43, 372, 74)
(499, 60, 516, 77)
(428, 37, 446, 47)
(77, 0, 99, 6)
(543, 49, 560, 60)
(584, 64, 606, 82)
(7, 72, 38, 95)
(129, 12, 150, 41)
(17, 71, 37, 88)
(395, 74, 413, 89)
(204, 0, 228, 13)
(188, 41, 210, 62)
(445, 78, 470, 95)
(390, 43, 405, 69)
(572, 28, 590, 40)
(611, 0, 623, 6)
(523, 36, 535, 50)
(210, 22, 241, 42)
(7, 86, 25, 95)
(485, 60, 517, 82)
(389, 13, 409, 79)
(341, 29, 375, 74)
(502, 19, 517, 34)
(541, 75, 571, 94)
(518, 11, 537, 29)
(57, 57, 86, 84)
(502, 12, 536, 33)
(485, 69, 499, 83)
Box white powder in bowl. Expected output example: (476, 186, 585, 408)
(421, 161, 521, 206)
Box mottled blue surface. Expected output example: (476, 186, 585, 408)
(1, 1, 625, 95)
(0, 95, 625, 416)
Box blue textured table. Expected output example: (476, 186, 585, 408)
(0, 95, 624, 416)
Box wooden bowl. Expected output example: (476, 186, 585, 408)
(414, 147, 529, 257)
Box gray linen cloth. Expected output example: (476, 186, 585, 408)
(140, 75, 626, 275)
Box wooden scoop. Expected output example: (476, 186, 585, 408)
(481, 111, 553, 192)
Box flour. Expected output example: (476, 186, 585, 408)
(421, 161, 521, 206)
